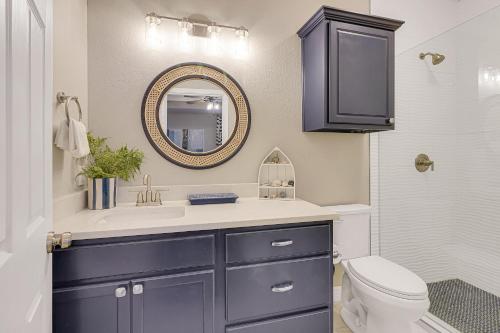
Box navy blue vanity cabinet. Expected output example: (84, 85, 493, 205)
(53, 222, 333, 333)
(53, 281, 131, 333)
(131, 271, 214, 333)
(298, 6, 404, 132)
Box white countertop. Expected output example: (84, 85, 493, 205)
(54, 198, 339, 240)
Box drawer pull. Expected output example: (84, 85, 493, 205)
(271, 240, 294, 247)
(271, 282, 294, 293)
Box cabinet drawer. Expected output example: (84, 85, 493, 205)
(226, 310, 330, 333)
(54, 234, 215, 283)
(226, 256, 331, 322)
(225, 225, 330, 264)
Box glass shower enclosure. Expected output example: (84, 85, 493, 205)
(375, 6, 500, 333)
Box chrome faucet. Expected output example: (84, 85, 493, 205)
(136, 174, 162, 206)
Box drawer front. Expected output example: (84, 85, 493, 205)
(226, 310, 330, 333)
(54, 234, 215, 283)
(225, 225, 330, 264)
(226, 256, 331, 322)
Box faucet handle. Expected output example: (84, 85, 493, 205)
(153, 192, 162, 205)
(136, 192, 145, 206)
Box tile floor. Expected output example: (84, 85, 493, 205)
(428, 279, 500, 333)
(334, 304, 353, 333)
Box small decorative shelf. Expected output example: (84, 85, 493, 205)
(258, 147, 296, 200)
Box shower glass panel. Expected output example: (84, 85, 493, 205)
(378, 6, 500, 333)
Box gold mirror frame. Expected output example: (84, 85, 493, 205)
(142, 63, 251, 169)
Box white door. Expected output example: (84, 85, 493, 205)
(0, 0, 53, 332)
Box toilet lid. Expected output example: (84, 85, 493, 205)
(348, 256, 428, 300)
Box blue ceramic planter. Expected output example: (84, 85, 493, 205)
(87, 178, 116, 210)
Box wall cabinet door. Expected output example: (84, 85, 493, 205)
(132, 270, 214, 333)
(53, 281, 130, 333)
(298, 7, 403, 132)
(329, 21, 394, 126)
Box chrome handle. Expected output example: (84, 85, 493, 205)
(271, 240, 293, 247)
(271, 282, 294, 293)
(115, 287, 127, 298)
(132, 284, 144, 295)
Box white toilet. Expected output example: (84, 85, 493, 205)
(326, 205, 430, 333)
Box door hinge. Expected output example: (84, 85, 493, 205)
(46, 232, 72, 253)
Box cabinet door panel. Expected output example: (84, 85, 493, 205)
(53, 282, 130, 333)
(132, 271, 214, 333)
(329, 22, 394, 125)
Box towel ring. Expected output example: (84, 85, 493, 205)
(57, 92, 82, 123)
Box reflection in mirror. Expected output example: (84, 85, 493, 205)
(159, 79, 236, 153)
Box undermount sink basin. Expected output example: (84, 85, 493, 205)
(95, 206, 185, 224)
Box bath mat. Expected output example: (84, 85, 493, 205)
(427, 279, 500, 333)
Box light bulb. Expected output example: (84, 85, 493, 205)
(207, 102, 214, 110)
(234, 28, 249, 59)
(178, 19, 193, 52)
(214, 102, 220, 110)
(145, 14, 162, 49)
(207, 24, 221, 55)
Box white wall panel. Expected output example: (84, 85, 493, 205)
(371, 0, 500, 54)
(0, 0, 7, 244)
(376, 5, 500, 296)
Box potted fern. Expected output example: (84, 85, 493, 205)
(82, 133, 144, 210)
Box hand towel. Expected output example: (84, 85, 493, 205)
(68, 119, 90, 158)
(54, 119, 70, 150)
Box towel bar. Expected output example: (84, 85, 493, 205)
(57, 92, 82, 122)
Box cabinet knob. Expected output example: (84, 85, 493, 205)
(133, 284, 144, 295)
(115, 287, 127, 298)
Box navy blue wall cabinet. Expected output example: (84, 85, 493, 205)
(298, 6, 404, 133)
(53, 222, 333, 333)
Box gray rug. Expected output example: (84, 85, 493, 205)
(427, 279, 500, 333)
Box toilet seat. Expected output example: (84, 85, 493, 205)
(347, 256, 428, 300)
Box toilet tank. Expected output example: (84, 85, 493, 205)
(324, 204, 371, 259)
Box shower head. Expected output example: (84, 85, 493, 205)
(419, 52, 446, 65)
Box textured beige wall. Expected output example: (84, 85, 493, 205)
(53, 0, 88, 199)
(88, 0, 370, 206)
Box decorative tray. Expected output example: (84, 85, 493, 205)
(188, 193, 239, 205)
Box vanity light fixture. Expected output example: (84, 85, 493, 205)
(145, 14, 162, 49)
(207, 24, 221, 55)
(234, 28, 249, 59)
(178, 18, 193, 52)
(144, 12, 249, 58)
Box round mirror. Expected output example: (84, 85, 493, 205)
(158, 79, 236, 153)
(142, 63, 251, 169)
